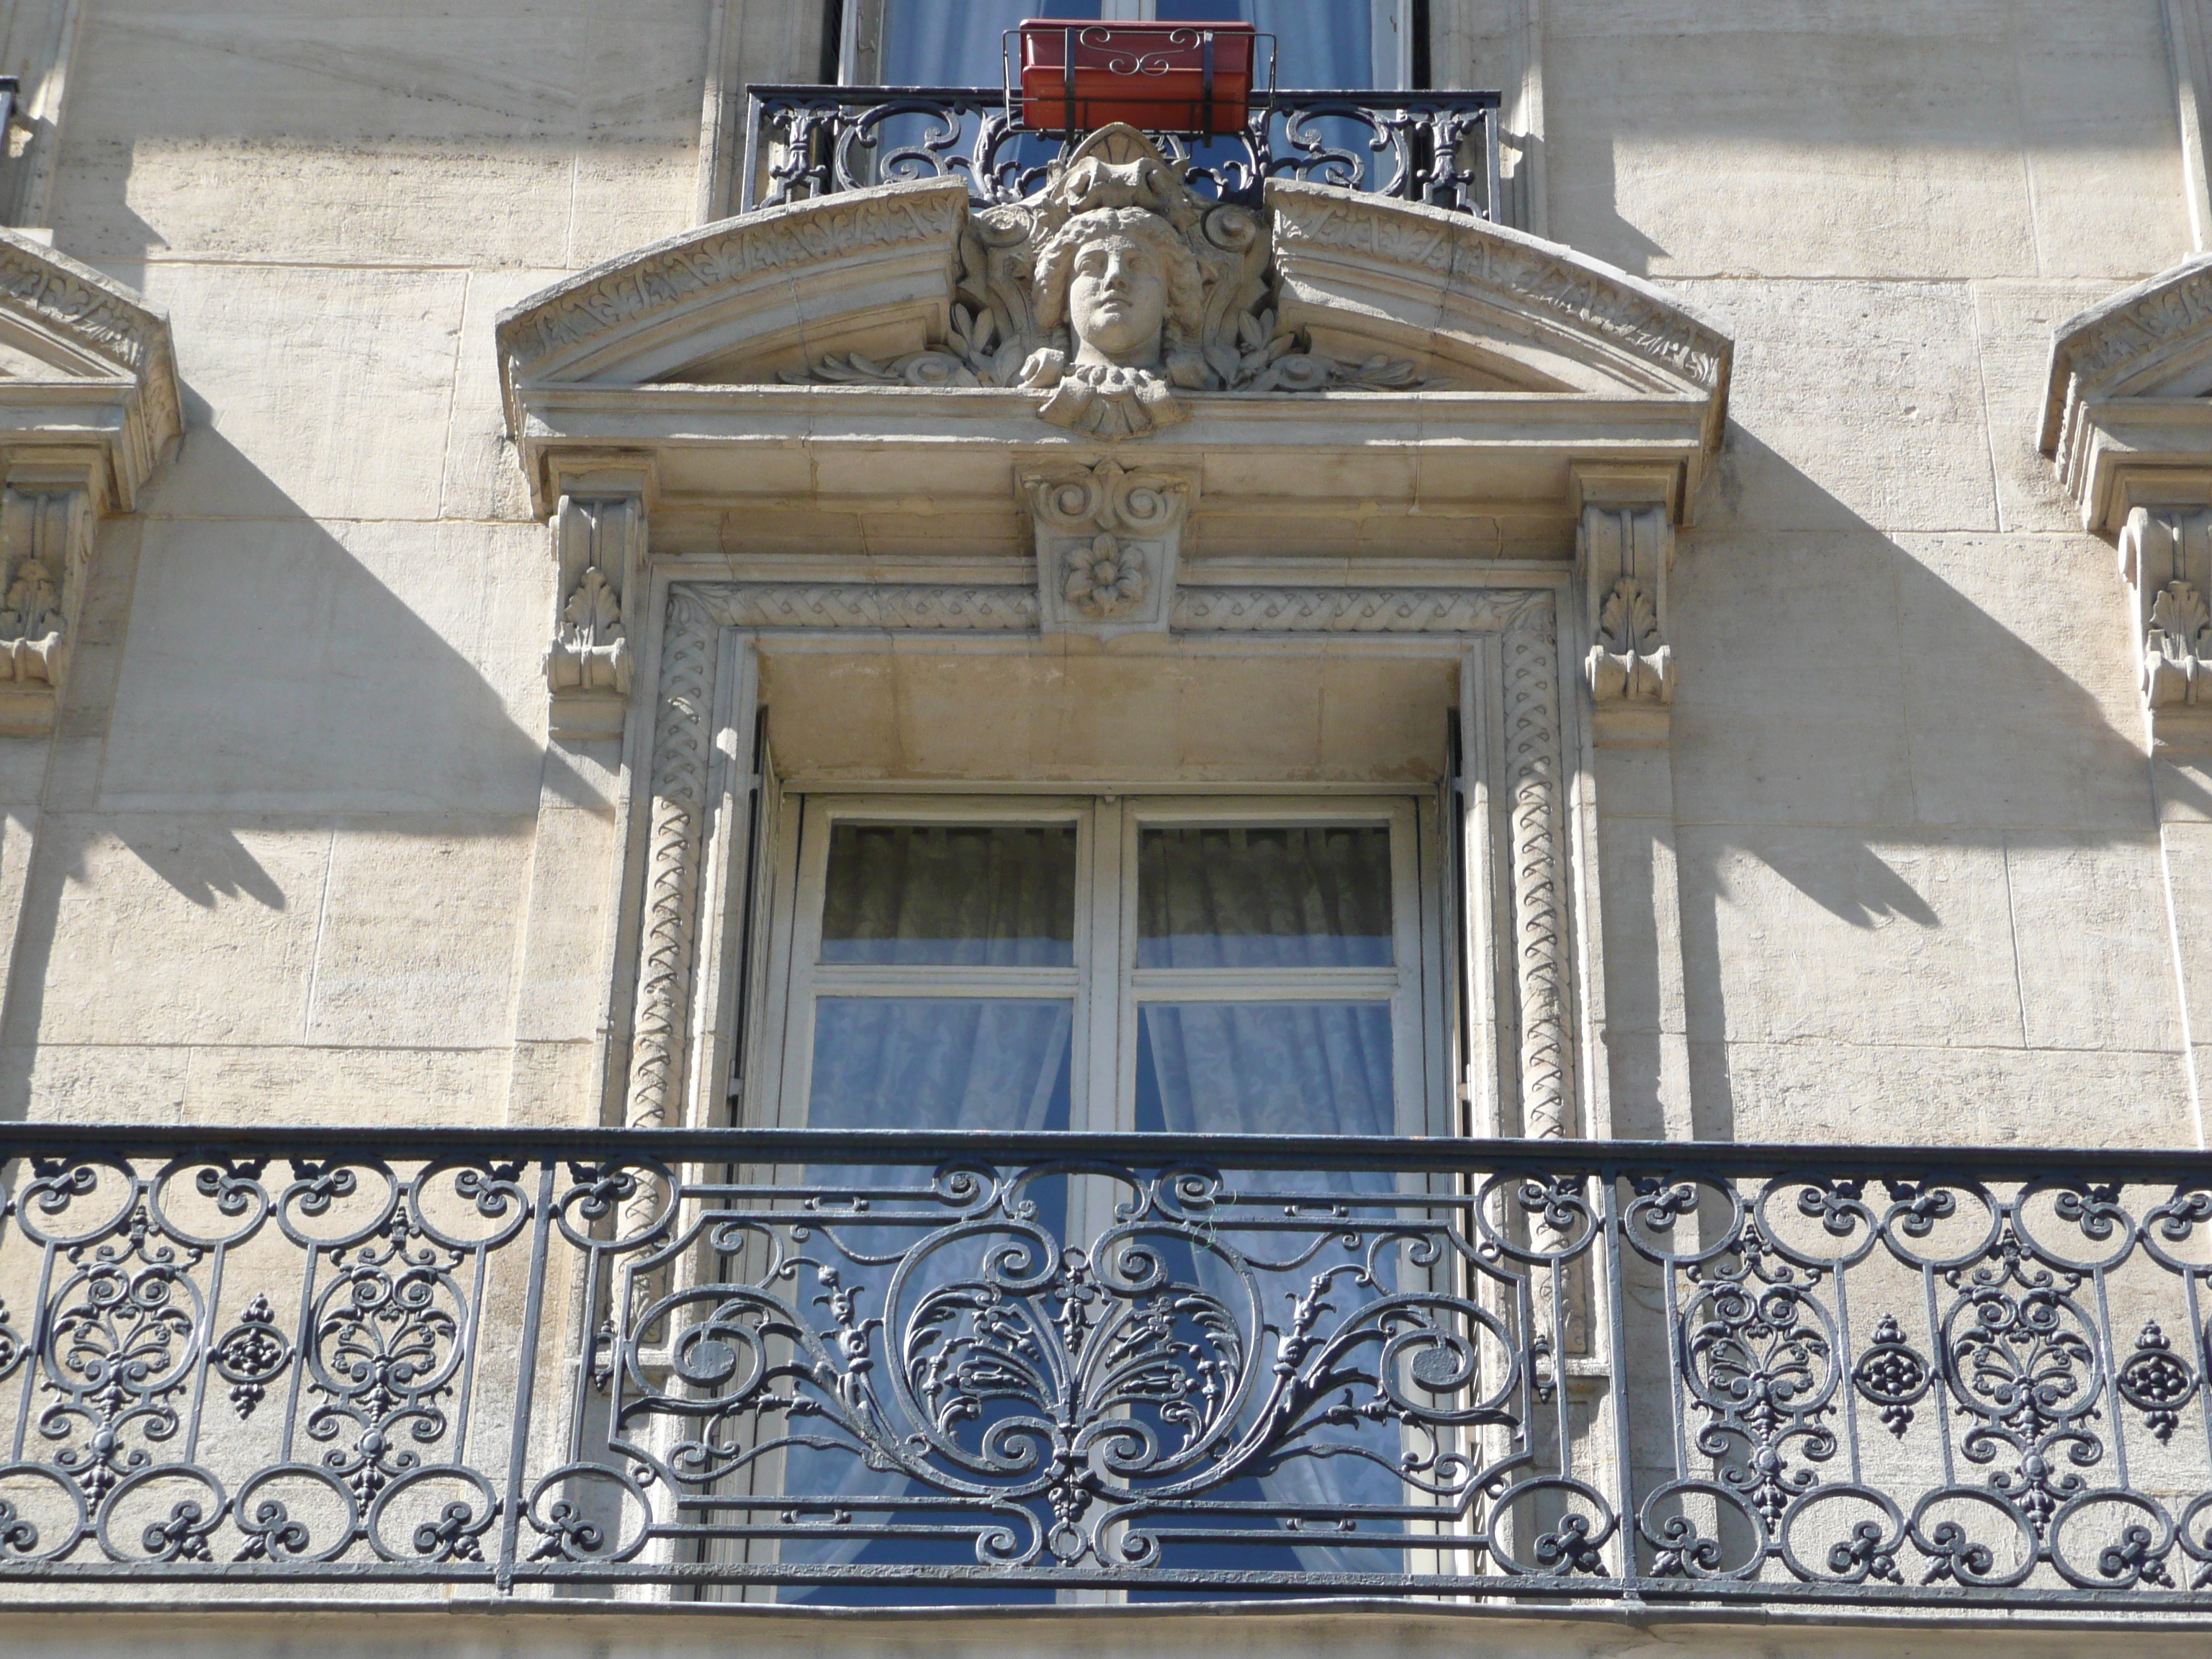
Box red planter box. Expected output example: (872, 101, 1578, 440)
(1016, 20, 1261, 135)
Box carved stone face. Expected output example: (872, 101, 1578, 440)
(1066, 233, 1168, 369)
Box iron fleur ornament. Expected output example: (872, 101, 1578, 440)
(787, 125, 1422, 435)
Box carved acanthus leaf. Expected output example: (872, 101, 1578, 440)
(547, 564, 633, 696)
(2146, 578, 2212, 709)
(1586, 575, 1673, 704)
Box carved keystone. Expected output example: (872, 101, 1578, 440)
(544, 458, 653, 741)
(1020, 457, 1195, 636)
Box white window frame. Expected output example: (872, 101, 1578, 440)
(750, 788, 1447, 1137)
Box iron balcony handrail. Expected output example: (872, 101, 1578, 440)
(0, 1124, 2200, 1178)
(737, 82, 1504, 218)
(2, 1127, 2211, 1606)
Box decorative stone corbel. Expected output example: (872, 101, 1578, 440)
(1573, 466, 1678, 745)
(544, 457, 654, 741)
(0, 459, 95, 736)
(1019, 457, 1195, 637)
(2119, 505, 2212, 749)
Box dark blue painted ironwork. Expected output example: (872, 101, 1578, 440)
(737, 85, 1503, 219)
(0, 1125, 2209, 1607)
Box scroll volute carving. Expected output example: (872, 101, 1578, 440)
(1021, 457, 1195, 635)
(0, 466, 96, 737)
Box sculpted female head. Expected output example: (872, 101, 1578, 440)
(1031, 206, 1206, 375)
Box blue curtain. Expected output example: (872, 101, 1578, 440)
(1156, 0, 1376, 89)
(881, 3, 1377, 91)
(882, 0, 1102, 86)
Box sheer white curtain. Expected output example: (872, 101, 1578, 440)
(778, 823, 1076, 1599)
(1133, 824, 1407, 1573)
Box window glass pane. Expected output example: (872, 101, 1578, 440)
(881, 0, 1100, 86)
(1155, 1, 1375, 89)
(1133, 1001, 1392, 1134)
(822, 822, 1076, 966)
(1138, 824, 1392, 968)
(807, 996, 1074, 1128)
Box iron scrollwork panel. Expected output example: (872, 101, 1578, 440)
(2, 1128, 2212, 1608)
(1619, 1169, 2212, 1598)
(564, 1156, 1594, 1588)
(739, 86, 1503, 218)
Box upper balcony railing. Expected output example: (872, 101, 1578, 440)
(738, 84, 1504, 219)
(0, 1125, 2209, 1609)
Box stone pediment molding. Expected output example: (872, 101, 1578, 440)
(0, 235, 182, 735)
(2043, 256, 2212, 531)
(0, 229, 182, 513)
(496, 146, 1731, 524)
(1265, 183, 1730, 446)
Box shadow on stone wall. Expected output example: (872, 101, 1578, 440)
(1652, 424, 2195, 1150)
(0, 405, 588, 1125)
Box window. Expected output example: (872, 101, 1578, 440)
(748, 793, 1445, 1138)
(853, 1, 1409, 91)
(734, 788, 1455, 1603)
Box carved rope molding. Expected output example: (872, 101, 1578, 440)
(683, 582, 1533, 635)
(623, 579, 1565, 1130)
(623, 592, 719, 1133)
(1503, 595, 1575, 1141)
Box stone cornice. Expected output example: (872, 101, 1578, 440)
(1267, 182, 1733, 429)
(495, 179, 971, 436)
(2044, 256, 2212, 449)
(498, 176, 1733, 522)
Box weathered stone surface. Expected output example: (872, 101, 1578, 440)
(300, 822, 534, 1048)
(102, 518, 547, 815)
(50, 1, 708, 268)
(1544, 0, 2186, 282)
(109, 260, 467, 522)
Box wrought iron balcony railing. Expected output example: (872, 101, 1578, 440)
(0, 1125, 2209, 1609)
(738, 84, 1503, 218)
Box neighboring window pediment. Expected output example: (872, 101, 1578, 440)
(2044, 256, 2212, 532)
(495, 130, 1729, 521)
(0, 229, 181, 513)
(0, 233, 181, 734)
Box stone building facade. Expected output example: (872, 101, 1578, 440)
(0, 3, 2210, 1655)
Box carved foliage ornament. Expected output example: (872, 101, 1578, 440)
(1578, 503, 1675, 707)
(2121, 507, 2212, 713)
(1022, 457, 1193, 633)
(787, 126, 1420, 436)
